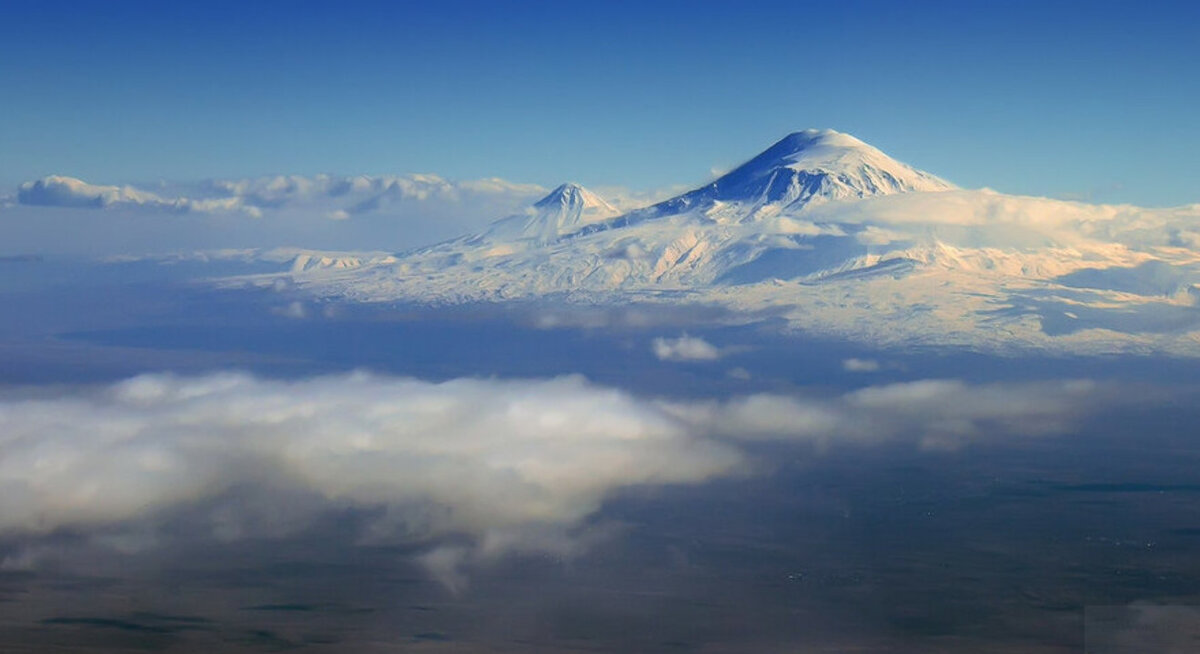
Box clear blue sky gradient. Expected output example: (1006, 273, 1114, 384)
(1, 0, 1197, 205)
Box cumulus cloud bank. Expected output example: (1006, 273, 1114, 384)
(0, 372, 1131, 582)
(17, 176, 261, 217)
(3, 173, 557, 255)
(0, 372, 740, 541)
(15, 173, 547, 220)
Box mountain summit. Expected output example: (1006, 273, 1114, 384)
(619, 129, 954, 225)
(715, 129, 954, 200)
(533, 182, 616, 215)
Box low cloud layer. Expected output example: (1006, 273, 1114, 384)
(0, 372, 1133, 583)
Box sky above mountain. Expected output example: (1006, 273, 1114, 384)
(1, 0, 1197, 206)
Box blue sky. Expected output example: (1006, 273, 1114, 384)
(1, 0, 1197, 206)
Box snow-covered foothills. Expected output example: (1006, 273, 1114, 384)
(54, 129, 1200, 355)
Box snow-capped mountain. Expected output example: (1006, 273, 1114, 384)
(221, 130, 1200, 355)
(473, 182, 620, 245)
(587, 129, 954, 232)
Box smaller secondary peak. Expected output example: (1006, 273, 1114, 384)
(534, 182, 618, 214)
(536, 182, 591, 203)
(483, 182, 620, 244)
(534, 182, 584, 207)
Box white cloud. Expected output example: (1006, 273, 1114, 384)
(671, 378, 1113, 450)
(0, 372, 741, 544)
(15, 173, 546, 220)
(652, 334, 723, 361)
(271, 301, 309, 319)
(209, 172, 543, 218)
(3, 173, 550, 255)
(842, 358, 881, 372)
(17, 175, 261, 217)
(0, 372, 1135, 584)
(18, 175, 163, 208)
